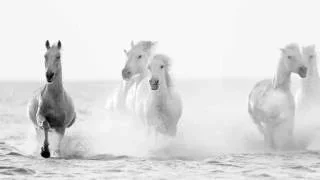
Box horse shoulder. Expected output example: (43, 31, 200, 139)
(62, 91, 76, 118)
(249, 80, 274, 108)
(166, 89, 183, 119)
(27, 94, 40, 125)
(249, 79, 291, 118)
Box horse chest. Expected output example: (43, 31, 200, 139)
(259, 89, 294, 117)
(40, 100, 66, 128)
(147, 97, 170, 124)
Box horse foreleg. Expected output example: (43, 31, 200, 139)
(53, 128, 65, 157)
(40, 120, 51, 158)
(265, 126, 275, 150)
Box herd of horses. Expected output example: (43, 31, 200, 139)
(26, 41, 320, 158)
(27, 40, 182, 158)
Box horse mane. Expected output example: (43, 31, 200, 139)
(303, 45, 316, 55)
(284, 43, 299, 51)
(153, 54, 174, 88)
(131, 41, 153, 51)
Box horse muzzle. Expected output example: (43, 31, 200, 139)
(298, 66, 307, 78)
(46, 71, 55, 83)
(149, 79, 159, 90)
(122, 68, 132, 80)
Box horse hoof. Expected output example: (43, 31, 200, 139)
(41, 147, 50, 158)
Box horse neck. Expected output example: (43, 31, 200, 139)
(302, 60, 320, 92)
(121, 79, 134, 93)
(272, 58, 291, 91)
(44, 70, 64, 99)
(164, 70, 173, 89)
(305, 60, 319, 80)
(135, 68, 149, 85)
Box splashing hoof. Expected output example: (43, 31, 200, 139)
(41, 146, 50, 158)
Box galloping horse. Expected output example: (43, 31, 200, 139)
(248, 43, 307, 150)
(143, 54, 183, 136)
(27, 40, 76, 158)
(295, 45, 320, 111)
(106, 41, 156, 114)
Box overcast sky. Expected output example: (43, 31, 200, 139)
(0, 0, 319, 81)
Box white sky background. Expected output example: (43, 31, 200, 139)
(0, 0, 319, 81)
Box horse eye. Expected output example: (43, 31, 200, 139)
(160, 65, 164, 69)
(287, 55, 292, 60)
(57, 55, 61, 59)
(137, 55, 142, 59)
(310, 55, 314, 59)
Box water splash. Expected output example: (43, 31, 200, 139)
(5, 80, 320, 161)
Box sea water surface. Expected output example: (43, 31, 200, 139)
(1, 79, 320, 179)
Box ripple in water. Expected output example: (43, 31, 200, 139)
(0, 166, 36, 176)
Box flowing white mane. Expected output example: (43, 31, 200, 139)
(127, 41, 156, 54)
(285, 43, 299, 51)
(152, 54, 174, 88)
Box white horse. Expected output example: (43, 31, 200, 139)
(295, 45, 320, 111)
(248, 43, 307, 150)
(294, 45, 320, 145)
(141, 54, 182, 136)
(105, 41, 156, 114)
(27, 40, 76, 158)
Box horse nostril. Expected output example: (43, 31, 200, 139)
(122, 69, 131, 78)
(150, 79, 159, 85)
(298, 66, 308, 78)
(300, 66, 307, 73)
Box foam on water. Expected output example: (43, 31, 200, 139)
(2, 81, 320, 179)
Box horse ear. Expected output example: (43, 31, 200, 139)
(45, 40, 50, 50)
(280, 48, 286, 54)
(57, 40, 62, 49)
(123, 49, 128, 56)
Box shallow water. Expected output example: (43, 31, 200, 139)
(1, 79, 320, 179)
